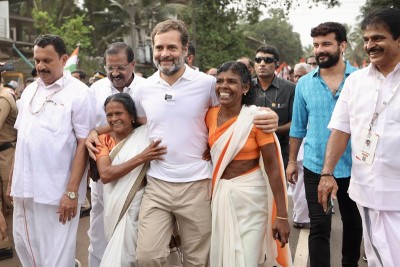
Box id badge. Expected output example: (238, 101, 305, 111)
(355, 129, 379, 165)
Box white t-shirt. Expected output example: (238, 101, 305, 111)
(12, 71, 96, 205)
(328, 63, 400, 211)
(90, 73, 145, 127)
(134, 65, 219, 182)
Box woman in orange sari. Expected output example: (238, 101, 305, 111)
(206, 61, 292, 266)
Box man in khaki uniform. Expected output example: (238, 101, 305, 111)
(0, 65, 17, 260)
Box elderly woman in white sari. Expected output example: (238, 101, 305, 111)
(95, 93, 166, 267)
(206, 61, 292, 267)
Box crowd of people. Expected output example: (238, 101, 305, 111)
(0, 6, 399, 267)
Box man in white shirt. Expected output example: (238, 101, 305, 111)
(8, 34, 95, 267)
(133, 19, 278, 267)
(319, 8, 400, 267)
(87, 42, 145, 267)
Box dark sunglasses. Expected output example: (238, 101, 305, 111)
(254, 57, 276, 64)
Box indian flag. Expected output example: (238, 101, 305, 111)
(64, 46, 79, 72)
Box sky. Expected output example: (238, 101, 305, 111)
(283, 0, 367, 47)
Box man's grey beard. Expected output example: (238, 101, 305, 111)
(154, 55, 185, 76)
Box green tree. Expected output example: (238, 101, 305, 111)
(240, 8, 303, 65)
(32, 9, 93, 54)
(183, 0, 250, 70)
(361, 0, 400, 16)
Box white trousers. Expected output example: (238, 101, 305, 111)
(290, 161, 309, 224)
(88, 180, 108, 267)
(357, 204, 400, 267)
(13, 197, 80, 267)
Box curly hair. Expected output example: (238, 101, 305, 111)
(310, 22, 347, 43)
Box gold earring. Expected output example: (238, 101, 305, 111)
(244, 92, 247, 95)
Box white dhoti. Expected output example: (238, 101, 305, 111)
(88, 180, 107, 267)
(100, 126, 149, 267)
(211, 169, 269, 267)
(13, 197, 80, 267)
(357, 204, 400, 267)
(290, 141, 309, 224)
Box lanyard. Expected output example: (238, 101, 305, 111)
(369, 73, 400, 131)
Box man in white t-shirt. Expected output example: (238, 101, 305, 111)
(319, 8, 400, 266)
(135, 20, 278, 267)
(87, 42, 145, 267)
(8, 34, 95, 267)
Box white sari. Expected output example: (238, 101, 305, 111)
(100, 125, 149, 267)
(210, 105, 292, 267)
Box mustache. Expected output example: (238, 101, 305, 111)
(316, 52, 330, 58)
(365, 47, 383, 54)
(111, 74, 123, 80)
(38, 69, 50, 74)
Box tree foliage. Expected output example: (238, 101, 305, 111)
(240, 9, 303, 65)
(182, 0, 251, 70)
(360, 0, 400, 16)
(32, 9, 93, 54)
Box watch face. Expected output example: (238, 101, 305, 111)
(66, 192, 77, 199)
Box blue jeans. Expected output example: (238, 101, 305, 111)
(304, 167, 362, 267)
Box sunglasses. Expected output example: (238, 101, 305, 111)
(254, 57, 276, 64)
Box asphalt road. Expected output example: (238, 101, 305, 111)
(1, 191, 368, 267)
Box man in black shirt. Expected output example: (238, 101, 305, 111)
(252, 45, 295, 167)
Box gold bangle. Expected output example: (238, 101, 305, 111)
(276, 216, 288, 220)
(288, 161, 297, 165)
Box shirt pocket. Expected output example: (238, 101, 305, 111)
(39, 101, 66, 133)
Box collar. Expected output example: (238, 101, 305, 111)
(37, 70, 70, 89)
(253, 75, 280, 90)
(312, 61, 356, 78)
(108, 72, 138, 93)
(367, 61, 400, 77)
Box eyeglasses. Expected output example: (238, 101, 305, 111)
(308, 62, 318, 66)
(104, 64, 131, 72)
(254, 57, 277, 64)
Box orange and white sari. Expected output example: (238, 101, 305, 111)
(209, 105, 292, 267)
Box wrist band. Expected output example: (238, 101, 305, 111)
(92, 128, 100, 135)
(320, 173, 335, 178)
(276, 216, 288, 220)
(288, 161, 297, 164)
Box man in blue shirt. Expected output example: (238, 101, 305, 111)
(286, 22, 362, 267)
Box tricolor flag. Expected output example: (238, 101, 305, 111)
(64, 46, 79, 72)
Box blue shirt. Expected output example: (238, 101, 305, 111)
(290, 61, 356, 178)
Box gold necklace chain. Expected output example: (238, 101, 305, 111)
(29, 77, 65, 114)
